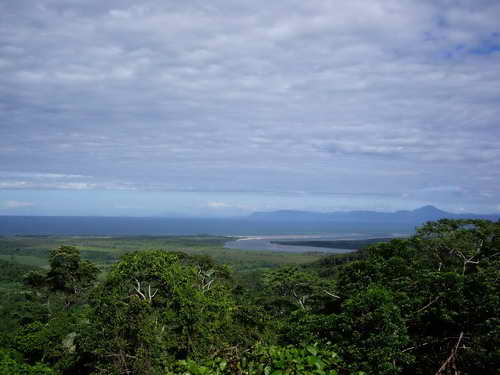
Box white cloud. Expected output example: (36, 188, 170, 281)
(207, 201, 231, 209)
(0, 178, 139, 191)
(419, 186, 466, 193)
(0, 172, 87, 179)
(0, 0, 499, 212)
(3, 200, 34, 209)
(206, 201, 254, 211)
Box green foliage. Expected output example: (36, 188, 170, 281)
(24, 246, 99, 309)
(0, 349, 55, 375)
(10, 310, 90, 373)
(167, 343, 346, 375)
(0, 260, 41, 283)
(83, 250, 236, 374)
(331, 219, 500, 374)
(0, 261, 48, 348)
(1, 220, 498, 374)
(0, 235, 324, 273)
(263, 266, 338, 312)
(332, 286, 413, 374)
(47, 246, 100, 296)
(1, 247, 100, 373)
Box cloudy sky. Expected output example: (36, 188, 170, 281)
(1, 0, 500, 216)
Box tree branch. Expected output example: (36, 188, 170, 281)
(323, 290, 341, 299)
(134, 279, 146, 300)
(416, 296, 440, 314)
(435, 331, 464, 375)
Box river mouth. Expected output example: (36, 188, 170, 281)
(223, 233, 391, 253)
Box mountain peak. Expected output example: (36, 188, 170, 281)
(413, 205, 444, 214)
(248, 206, 499, 223)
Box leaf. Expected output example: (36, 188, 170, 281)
(306, 345, 318, 356)
(219, 360, 227, 371)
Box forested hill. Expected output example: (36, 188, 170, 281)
(249, 205, 500, 223)
(0, 218, 498, 374)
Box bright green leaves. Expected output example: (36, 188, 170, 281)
(0, 349, 55, 375)
(168, 343, 342, 375)
(86, 250, 236, 374)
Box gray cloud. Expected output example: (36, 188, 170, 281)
(1, 0, 500, 213)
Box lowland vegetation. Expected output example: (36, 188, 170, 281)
(0, 219, 498, 374)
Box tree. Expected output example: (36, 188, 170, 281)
(332, 219, 500, 374)
(329, 286, 413, 375)
(263, 266, 339, 312)
(83, 250, 236, 374)
(16, 246, 99, 372)
(24, 246, 99, 309)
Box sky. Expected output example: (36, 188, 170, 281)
(1, 0, 500, 217)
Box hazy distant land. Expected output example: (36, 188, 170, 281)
(249, 205, 500, 222)
(1, 205, 497, 237)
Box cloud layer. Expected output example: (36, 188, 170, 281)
(1, 0, 500, 213)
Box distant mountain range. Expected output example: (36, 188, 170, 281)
(248, 205, 500, 223)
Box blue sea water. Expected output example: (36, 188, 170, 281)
(0, 216, 414, 236)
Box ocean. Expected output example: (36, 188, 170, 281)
(0, 216, 415, 237)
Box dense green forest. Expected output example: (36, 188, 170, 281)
(0, 219, 498, 374)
